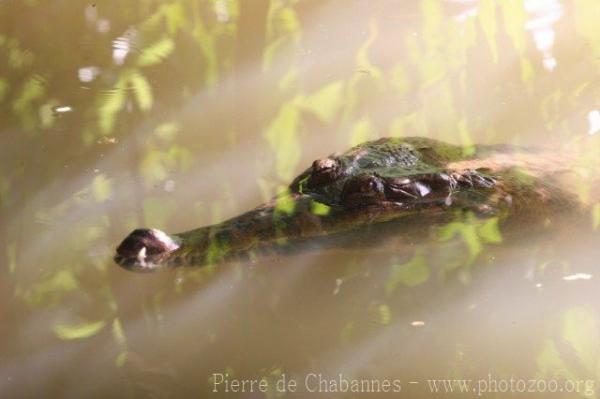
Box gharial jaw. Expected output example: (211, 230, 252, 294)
(114, 137, 580, 271)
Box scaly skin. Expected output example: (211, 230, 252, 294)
(115, 137, 583, 271)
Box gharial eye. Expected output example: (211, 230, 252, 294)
(308, 158, 341, 186)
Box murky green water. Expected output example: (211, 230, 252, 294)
(2, 0, 600, 398)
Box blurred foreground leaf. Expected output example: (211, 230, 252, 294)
(137, 37, 175, 67)
(386, 252, 430, 295)
(53, 320, 106, 340)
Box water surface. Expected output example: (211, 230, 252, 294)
(2, 0, 600, 397)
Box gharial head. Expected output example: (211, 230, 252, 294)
(114, 228, 181, 271)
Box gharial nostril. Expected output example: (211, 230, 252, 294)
(116, 229, 151, 258)
(115, 228, 181, 261)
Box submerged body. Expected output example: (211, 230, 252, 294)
(115, 137, 586, 271)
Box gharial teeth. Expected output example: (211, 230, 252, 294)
(137, 246, 148, 266)
(394, 188, 417, 198)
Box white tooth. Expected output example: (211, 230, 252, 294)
(398, 188, 417, 198)
(414, 182, 431, 197)
(137, 247, 147, 263)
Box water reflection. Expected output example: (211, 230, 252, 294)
(1, 0, 600, 397)
(524, 0, 563, 70)
(589, 110, 600, 135)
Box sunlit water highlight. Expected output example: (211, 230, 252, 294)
(1, 0, 599, 398)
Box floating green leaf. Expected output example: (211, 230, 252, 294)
(563, 307, 599, 373)
(98, 86, 125, 134)
(129, 71, 153, 111)
(574, 0, 600, 60)
(137, 37, 175, 67)
(112, 318, 127, 346)
(377, 304, 392, 325)
(278, 6, 300, 33)
(7, 39, 34, 69)
(536, 339, 570, 378)
(350, 117, 374, 146)
(192, 14, 218, 86)
(163, 2, 187, 34)
(340, 321, 355, 344)
(115, 352, 128, 368)
(458, 118, 476, 156)
(264, 101, 301, 181)
(0, 78, 8, 102)
(477, 217, 502, 244)
(311, 201, 331, 216)
(154, 122, 180, 141)
(278, 68, 298, 91)
(140, 151, 169, 186)
(275, 190, 296, 216)
(479, 0, 499, 63)
(389, 64, 410, 95)
(386, 252, 430, 295)
(264, 3, 301, 70)
(53, 320, 106, 340)
(500, 0, 527, 55)
(166, 145, 193, 171)
(301, 81, 344, 123)
(421, 0, 443, 50)
(21, 270, 78, 306)
(461, 223, 482, 260)
(13, 74, 45, 130)
(592, 203, 600, 230)
(91, 174, 112, 203)
(7, 242, 16, 274)
(356, 18, 381, 80)
(437, 214, 493, 263)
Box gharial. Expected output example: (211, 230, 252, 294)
(115, 136, 590, 271)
